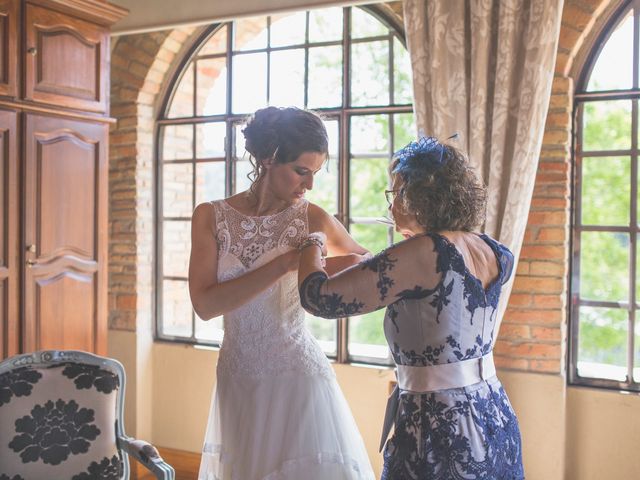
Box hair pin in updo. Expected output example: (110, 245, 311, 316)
(393, 134, 456, 177)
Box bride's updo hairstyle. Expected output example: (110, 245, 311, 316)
(241, 106, 328, 186)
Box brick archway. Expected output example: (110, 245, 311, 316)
(109, 27, 199, 332)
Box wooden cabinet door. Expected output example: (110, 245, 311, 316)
(0, 109, 17, 358)
(24, 3, 108, 113)
(23, 114, 108, 355)
(0, 0, 17, 98)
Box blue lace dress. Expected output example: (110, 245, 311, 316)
(380, 233, 524, 480)
(299, 231, 524, 479)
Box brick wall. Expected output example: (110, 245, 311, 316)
(495, 76, 573, 373)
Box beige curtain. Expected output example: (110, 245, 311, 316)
(403, 0, 563, 277)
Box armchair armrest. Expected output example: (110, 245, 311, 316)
(118, 435, 175, 480)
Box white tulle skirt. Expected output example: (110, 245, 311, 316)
(198, 371, 375, 480)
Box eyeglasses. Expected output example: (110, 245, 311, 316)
(385, 189, 401, 208)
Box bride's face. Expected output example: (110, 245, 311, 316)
(264, 151, 326, 203)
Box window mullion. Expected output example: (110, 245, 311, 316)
(630, 93, 639, 383)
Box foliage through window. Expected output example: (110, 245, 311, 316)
(571, 2, 640, 391)
(156, 6, 414, 365)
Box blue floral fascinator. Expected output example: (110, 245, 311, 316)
(392, 134, 458, 178)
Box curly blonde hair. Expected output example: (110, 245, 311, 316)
(391, 143, 486, 232)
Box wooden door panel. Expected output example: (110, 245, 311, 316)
(24, 114, 108, 355)
(25, 3, 108, 112)
(0, 109, 17, 359)
(35, 271, 95, 351)
(0, 0, 17, 98)
(37, 130, 96, 259)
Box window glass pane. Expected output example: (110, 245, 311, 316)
(167, 63, 194, 118)
(270, 49, 305, 107)
(582, 100, 632, 151)
(309, 7, 343, 43)
(306, 315, 337, 356)
(163, 163, 193, 217)
(162, 280, 192, 337)
(163, 220, 190, 277)
(577, 306, 627, 381)
(350, 115, 389, 154)
(232, 53, 267, 113)
(306, 119, 338, 213)
(197, 25, 227, 56)
(580, 231, 629, 302)
(235, 159, 254, 193)
(234, 17, 267, 51)
(350, 115, 389, 219)
(196, 122, 226, 158)
(393, 113, 416, 151)
(351, 40, 390, 106)
(351, 157, 389, 218)
(393, 37, 412, 104)
(350, 223, 390, 257)
(308, 46, 342, 109)
(581, 156, 630, 226)
(196, 161, 226, 203)
(162, 125, 193, 161)
(195, 314, 224, 343)
(351, 7, 388, 39)
(270, 12, 306, 47)
(587, 11, 633, 92)
(196, 58, 227, 116)
(234, 123, 254, 193)
(348, 310, 389, 361)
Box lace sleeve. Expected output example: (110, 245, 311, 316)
(299, 235, 442, 318)
(499, 244, 515, 285)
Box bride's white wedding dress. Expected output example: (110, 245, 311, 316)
(198, 199, 375, 480)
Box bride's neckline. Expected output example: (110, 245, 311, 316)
(222, 198, 303, 219)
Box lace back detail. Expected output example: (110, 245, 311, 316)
(212, 199, 309, 269)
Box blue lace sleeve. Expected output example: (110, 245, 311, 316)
(499, 244, 515, 285)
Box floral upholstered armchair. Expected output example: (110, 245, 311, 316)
(0, 350, 175, 480)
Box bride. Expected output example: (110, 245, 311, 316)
(189, 106, 375, 480)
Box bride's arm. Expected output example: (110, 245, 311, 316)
(307, 203, 370, 275)
(308, 203, 369, 256)
(188, 203, 300, 320)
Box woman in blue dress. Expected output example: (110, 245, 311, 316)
(297, 137, 525, 479)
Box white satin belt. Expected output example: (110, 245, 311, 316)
(397, 352, 496, 393)
(379, 352, 496, 452)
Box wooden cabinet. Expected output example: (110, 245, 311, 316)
(0, 0, 126, 359)
(0, 0, 18, 98)
(23, 114, 108, 354)
(0, 109, 17, 359)
(25, 3, 109, 112)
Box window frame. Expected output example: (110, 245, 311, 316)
(154, 5, 413, 366)
(569, 0, 640, 392)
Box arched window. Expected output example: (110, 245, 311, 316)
(156, 6, 414, 365)
(571, 1, 639, 391)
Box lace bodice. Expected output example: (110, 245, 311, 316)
(212, 199, 333, 379)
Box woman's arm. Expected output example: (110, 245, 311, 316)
(308, 203, 369, 256)
(297, 235, 441, 318)
(188, 203, 300, 319)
